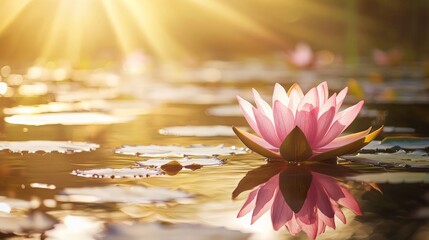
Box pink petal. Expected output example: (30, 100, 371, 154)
(251, 175, 278, 224)
(252, 89, 273, 121)
(334, 100, 364, 124)
(317, 215, 327, 235)
(314, 180, 335, 218)
(237, 96, 261, 135)
(314, 107, 336, 144)
(237, 188, 258, 218)
(315, 101, 364, 148)
(298, 218, 319, 240)
(332, 201, 346, 224)
(337, 186, 362, 215)
(298, 87, 319, 110)
(271, 190, 294, 230)
(335, 87, 348, 111)
(318, 93, 337, 118)
(273, 83, 289, 106)
(273, 101, 295, 141)
(288, 89, 302, 115)
(295, 108, 318, 146)
(318, 209, 335, 229)
(316, 127, 371, 152)
(317, 82, 328, 106)
(285, 216, 301, 236)
(296, 183, 317, 225)
(253, 108, 282, 147)
(315, 173, 345, 200)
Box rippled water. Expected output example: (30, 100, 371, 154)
(1, 79, 429, 240)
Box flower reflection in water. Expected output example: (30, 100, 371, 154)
(234, 162, 361, 239)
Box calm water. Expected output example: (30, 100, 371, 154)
(1, 76, 429, 240)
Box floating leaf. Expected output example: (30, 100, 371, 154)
(361, 137, 429, 152)
(342, 152, 429, 169)
(46, 215, 103, 240)
(383, 126, 415, 134)
(30, 183, 56, 190)
(0, 211, 57, 234)
(98, 222, 250, 240)
(280, 127, 312, 162)
(4, 100, 154, 116)
(0, 197, 31, 213)
(347, 172, 429, 184)
(115, 144, 248, 157)
(159, 125, 246, 137)
(207, 105, 242, 117)
(5, 112, 135, 126)
(72, 168, 164, 179)
(56, 186, 192, 204)
(0, 141, 99, 154)
(137, 157, 224, 168)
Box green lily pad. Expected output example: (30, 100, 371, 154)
(115, 144, 248, 157)
(72, 167, 164, 179)
(342, 152, 429, 169)
(137, 157, 224, 168)
(99, 222, 250, 240)
(56, 186, 193, 204)
(361, 137, 429, 152)
(347, 172, 429, 183)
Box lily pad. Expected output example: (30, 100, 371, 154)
(0, 211, 57, 234)
(72, 168, 164, 179)
(206, 105, 241, 117)
(0, 197, 31, 213)
(55, 186, 192, 204)
(347, 172, 429, 183)
(115, 144, 248, 157)
(0, 141, 99, 154)
(5, 112, 135, 126)
(159, 125, 242, 137)
(137, 157, 224, 168)
(46, 215, 104, 240)
(361, 137, 429, 152)
(342, 152, 429, 169)
(3, 100, 154, 116)
(98, 222, 250, 240)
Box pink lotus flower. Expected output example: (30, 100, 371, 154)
(237, 166, 361, 239)
(233, 82, 382, 162)
(287, 43, 315, 68)
(372, 48, 402, 66)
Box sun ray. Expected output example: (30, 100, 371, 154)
(41, 0, 69, 60)
(122, 0, 188, 60)
(0, 0, 31, 35)
(186, 0, 284, 47)
(100, 0, 136, 55)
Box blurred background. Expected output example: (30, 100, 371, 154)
(0, 0, 428, 67)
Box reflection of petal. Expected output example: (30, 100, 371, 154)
(252, 175, 278, 224)
(237, 189, 258, 218)
(236, 163, 362, 239)
(271, 189, 293, 230)
(232, 162, 284, 199)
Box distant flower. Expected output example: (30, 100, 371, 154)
(286, 43, 315, 68)
(236, 164, 361, 239)
(233, 82, 382, 162)
(372, 48, 402, 66)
